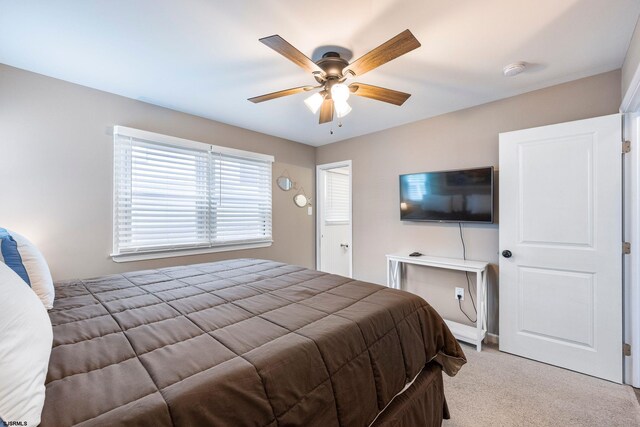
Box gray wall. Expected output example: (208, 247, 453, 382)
(316, 70, 622, 334)
(0, 64, 316, 280)
(0, 64, 623, 335)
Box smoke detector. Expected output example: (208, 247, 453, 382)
(503, 62, 526, 77)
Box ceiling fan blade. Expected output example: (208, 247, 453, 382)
(260, 35, 323, 74)
(319, 98, 334, 124)
(248, 86, 314, 103)
(343, 29, 421, 77)
(349, 83, 411, 106)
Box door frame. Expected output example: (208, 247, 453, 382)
(621, 47, 640, 385)
(622, 112, 640, 386)
(316, 160, 353, 278)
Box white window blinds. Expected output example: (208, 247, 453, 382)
(324, 169, 350, 223)
(113, 127, 273, 257)
(211, 153, 273, 243)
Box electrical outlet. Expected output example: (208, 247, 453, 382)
(455, 287, 464, 300)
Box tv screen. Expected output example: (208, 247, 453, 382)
(399, 167, 494, 223)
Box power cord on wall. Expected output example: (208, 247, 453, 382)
(458, 223, 477, 323)
(458, 298, 475, 323)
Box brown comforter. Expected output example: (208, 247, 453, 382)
(42, 259, 465, 426)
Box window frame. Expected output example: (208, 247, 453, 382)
(111, 126, 274, 262)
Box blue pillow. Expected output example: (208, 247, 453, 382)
(0, 228, 30, 286)
(0, 228, 54, 309)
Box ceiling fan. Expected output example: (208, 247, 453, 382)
(248, 30, 421, 124)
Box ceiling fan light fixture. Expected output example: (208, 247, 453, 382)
(251, 30, 421, 125)
(334, 100, 352, 118)
(304, 92, 324, 114)
(331, 83, 350, 103)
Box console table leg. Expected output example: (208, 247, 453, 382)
(476, 270, 483, 352)
(386, 259, 391, 288)
(482, 270, 488, 333)
(387, 259, 400, 289)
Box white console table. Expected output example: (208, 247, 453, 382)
(386, 253, 489, 351)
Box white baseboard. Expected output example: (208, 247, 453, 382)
(485, 333, 499, 345)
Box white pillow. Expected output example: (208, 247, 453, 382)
(0, 229, 54, 309)
(0, 262, 53, 426)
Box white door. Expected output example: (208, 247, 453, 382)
(499, 114, 622, 383)
(317, 162, 352, 277)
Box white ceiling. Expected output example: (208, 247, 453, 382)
(1, 0, 638, 146)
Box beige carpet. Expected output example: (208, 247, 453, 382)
(442, 344, 640, 427)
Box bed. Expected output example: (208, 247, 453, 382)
(41, 258, 465, 426)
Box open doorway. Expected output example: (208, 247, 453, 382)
(316, 161, 352, 277)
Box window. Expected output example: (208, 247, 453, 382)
(324, 169, 350, 224)
(112, 126, 273, 261)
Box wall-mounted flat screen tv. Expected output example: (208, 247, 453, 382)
(399, 166, 494, 223)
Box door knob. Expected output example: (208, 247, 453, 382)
(340, 243, 349, 248)
(502, 250, 512, 258)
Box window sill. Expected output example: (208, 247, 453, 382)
(111, 241, 273, 263)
